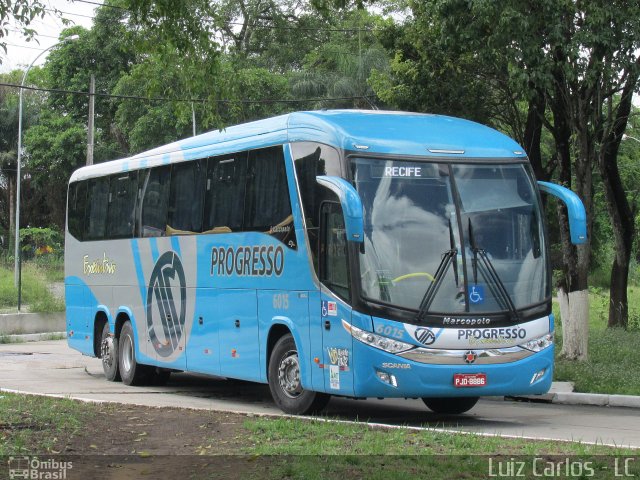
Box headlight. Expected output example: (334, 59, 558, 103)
(342, 320, 414, 354)
(520, 332, 554, 352)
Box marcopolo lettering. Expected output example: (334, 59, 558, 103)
(443, 316, 491, 326)
(210, 245, 285, 277)
(457, 328, 527, 341)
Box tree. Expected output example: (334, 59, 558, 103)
(375, 0, 640, 358)
(0, 0, 46, 59)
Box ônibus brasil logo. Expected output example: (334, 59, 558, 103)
(146, 251, 186, 357)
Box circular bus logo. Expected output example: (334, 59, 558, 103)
(415, 327, 436, 346)
(146, 251, 186, 357)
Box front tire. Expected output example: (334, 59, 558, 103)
(118, 321, 150, 386)
(268, 334, 330, 415)
(422, 396, 479, 414)
(100, 322, 120, 382)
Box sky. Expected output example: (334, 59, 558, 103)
(0, 0, 101, 73)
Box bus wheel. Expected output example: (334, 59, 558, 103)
(118, 321, 149, 386)
(100, 322, 120, 382)
(422, 397, 479, 414)
(268, 334, 330, 415)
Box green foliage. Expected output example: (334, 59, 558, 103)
(19, 227, 63, 257)
(0, 0, 46, 57)
(0, 261, 64, 312)
(554, 288, 640, 394)
(23, 110, 86, 228)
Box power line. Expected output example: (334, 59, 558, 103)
(0, 81, 373, 105)
(6, 28, 60, 40)
(3, 42, 48, 51)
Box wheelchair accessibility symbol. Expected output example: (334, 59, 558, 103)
(468, 285, 485, 305)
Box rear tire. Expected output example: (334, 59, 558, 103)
(100, 322, 120, 382)
(268, 334, 330, 415)
(118, 321, 150, 386)
(422, 396, 479, 414)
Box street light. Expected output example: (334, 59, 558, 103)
(14, 34, 79, 295)
(622, 133, 640, 144)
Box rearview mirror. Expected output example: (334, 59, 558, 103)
(316, 176, 364, 243)
(537, 181, 587, 245)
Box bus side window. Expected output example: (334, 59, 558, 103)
(320, 202, 350, 301)
(292, 142, 342, 270)
(245, 147, 296, 248)
(68, 181, 87, 241)
(106, 171, 138, 239)
(141, 166, 171, 237)
(203, 153, 247, 232)
(167, 160, 205, 235)
(84, 177, 109, 241)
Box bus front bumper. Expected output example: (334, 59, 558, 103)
(351, 340, 554, 399)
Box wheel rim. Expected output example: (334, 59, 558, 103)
(121, 334, 133, 373)
(278, 350, 302, 398)
(101, 336, 114, 369)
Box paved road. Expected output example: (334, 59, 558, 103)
(2, 340, 639, 448)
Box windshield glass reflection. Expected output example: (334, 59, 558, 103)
(351, 158, 547, 315)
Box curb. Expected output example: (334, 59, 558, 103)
(552, 392, 640, 409)
(0, 332, 67, 343)
(511, 381, 640, 409)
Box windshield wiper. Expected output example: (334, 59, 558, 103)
(468, 219, 520, 322)
(415, 248, 457, 322)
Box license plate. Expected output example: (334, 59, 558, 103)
(453, 373, 487, 388)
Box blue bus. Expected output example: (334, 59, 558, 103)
(65, 110, 586, 415)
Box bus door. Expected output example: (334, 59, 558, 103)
(218, 289, 261, 382)
(319, 202, 354, 395)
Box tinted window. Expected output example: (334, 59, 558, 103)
(203, 153, 247, 232)
(67, 181, 87, 240)
(167, 161, 204, 234)
(293, 142, 342, 268)
(320, 201, 350, 300)
(106, 172, 138, 239)
(141, 166, 171, 237)
(245, 147, 295, 247)
(84, 177, 109, 240)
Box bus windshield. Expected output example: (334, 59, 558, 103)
(351, 158, 548, 316)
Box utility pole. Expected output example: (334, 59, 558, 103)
(87, 74, 95, 165)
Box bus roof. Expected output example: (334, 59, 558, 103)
(69, 110, 527, 182)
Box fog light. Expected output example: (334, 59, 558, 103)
(530, 368, 546, 384)
(376, 370, 398, 387)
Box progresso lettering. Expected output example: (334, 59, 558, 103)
(210, 245, 285, 277)
(457, 328, 526, 341)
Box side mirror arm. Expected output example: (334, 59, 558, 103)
(537, 181, 587, 245)
(316, 176, 364, 243)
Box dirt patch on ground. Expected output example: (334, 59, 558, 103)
(44, 403, 274, 479)
(61, 403, 249, 456)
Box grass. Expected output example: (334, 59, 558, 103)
(2, 392, 639, 479)
(554, 287, 640, 395)
(242, 417, 640, 479)
(243, 417, 633, 456)
(0, 262, 64, 313)
(0, 393, 91, 455)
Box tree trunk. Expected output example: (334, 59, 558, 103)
(548, 62, 590, 360)
(599, 70, 638, 328)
